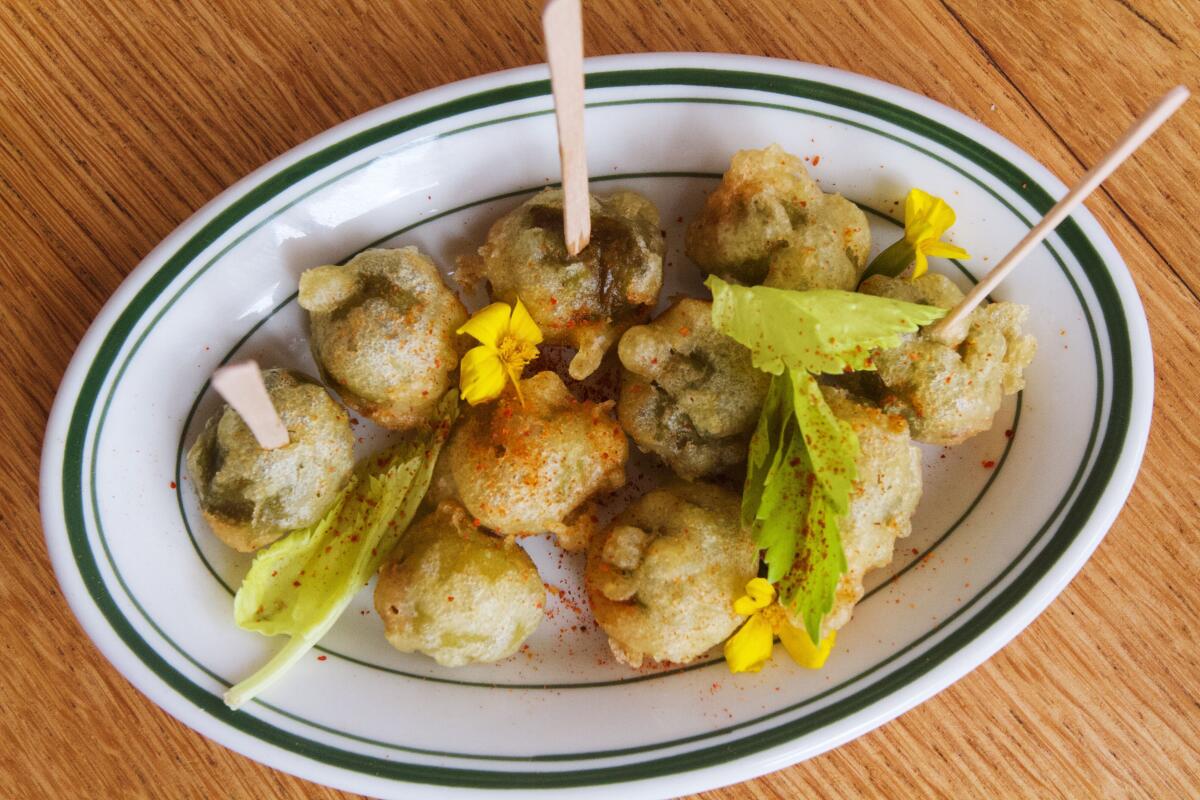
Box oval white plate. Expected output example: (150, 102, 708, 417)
(40, 53, 1151, 799)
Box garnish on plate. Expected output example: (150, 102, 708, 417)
(457, 299, 543, 406)
(224, 391, 457, 710)
(724, 578, 837, 672)
(707, 276, 944, 657)
(862, 188, 969, 281)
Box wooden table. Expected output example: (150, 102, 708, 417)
(3, 2, 1197, 797)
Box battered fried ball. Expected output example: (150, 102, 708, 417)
(432, 371, 627, 551)
(858, 273, 1037, 445)
(186, 368, 355, 552)
(465, 188, 664, 380)
(374, 501, 545, 667)
(585, 481, 759, 667)
(617, 298, 770, 480)
(298, 247, 467, 430)
(784, 387, 923, 639)
(686, 144, 870, 290)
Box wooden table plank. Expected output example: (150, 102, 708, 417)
(2, 1, 1197, 798)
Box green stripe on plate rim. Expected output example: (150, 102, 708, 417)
(169, 189, 1023, 693)
(60, 67, 1129, 787)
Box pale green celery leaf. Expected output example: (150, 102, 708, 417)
(741, 370, 858, 643)
(778, 488, 849, 644)
(224, 391, 458, 710)
(741, 372, 790, 530)
(706, 275, 946, 375)
(753, 421, 809, 584)
(790, 370, 858, 510)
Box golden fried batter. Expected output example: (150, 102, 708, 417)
(432, 371, 627, 550)
(464, 188, 664, 380)
(686, 145, 870, 290)
(375, 501, 545, 667)
(186, 368, 355, 552)
(298, 247, 467, 430)
(784, 386, 923, 638)
(617, 298, 770, 480)
(585, 481, 759, 667)
(858, 273, 1037, 445)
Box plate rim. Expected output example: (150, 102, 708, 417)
(39, 52, 1153, 798)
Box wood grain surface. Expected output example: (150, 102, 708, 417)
(2, 1, 1197, 797)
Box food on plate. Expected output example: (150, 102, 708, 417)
(225, 398, 455, 710)
(858, 273, 1037, 445)
(685, 144, 870, 291)
(374, 500, 546, 667)
(194, 126, 1035, 694)
(298, 247, 467, 430)
(788, 386, 922, 639)
(617, 298, 770, 480)
(186, 368, 354, 553)
(430, 370, 627, 551)
(462, 188, 665, 380)
(585, 481, 759, 667)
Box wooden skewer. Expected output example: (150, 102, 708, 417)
(211, 360, 289, 449)
(542, 0, 590, 256)
(929, 85, 1189, 344)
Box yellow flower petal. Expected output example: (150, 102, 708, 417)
(911, 247, 930, 279)
(905, 188, 956, 240)
(457, 302, 512, 347)
(724, 613, 775, 673)
(458, 345, 506, 405)
(919, 241, 970, 261)
(777, 622, 837, 670)
(733, 578, 777, 615)
(508, 298, 544, 346)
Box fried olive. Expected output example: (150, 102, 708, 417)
(298, 247, 467, 430)
(186, 368, 355, 552)
(858, 273, 1037, 445)
(686, 144, 870, 290)
(585, 481, 758, 667)
(374, 501, 545, 667)
(432, 371, 627, 551)
(617, 298, 770, 480)
(464, 188, 664, 380)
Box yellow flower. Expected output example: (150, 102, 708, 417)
(862, 188, 970, 281)
(724, 578, 837, 673)
(457, 299, 543, 406)
(903, 188, 970, 278)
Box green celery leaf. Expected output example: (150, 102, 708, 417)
(706, 275, 945, 375)
(753, 408, 808, 584)
(224, 391, 457, 710)
(790, 368, 857, 510)
(778, 483, 849, 643)
(741, 372, 790, 530)
(742, 370, 858, 643)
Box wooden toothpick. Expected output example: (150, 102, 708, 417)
(929, 85, 1190, 344)
(542, 0, 590, 256)
(211, 360, 289, 450)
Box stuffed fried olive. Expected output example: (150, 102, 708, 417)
(186, 368, 355, 552)
(431, 371, 627, 551)
(686, 144, 870, 291)
(465, 188, 664, 380)
(374, 501, 545, 667)
(585, 481, 758, 667)
(298, 247, 467, 430)
(858, 273, 1037, 445)
(617, 298, 770, 480)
